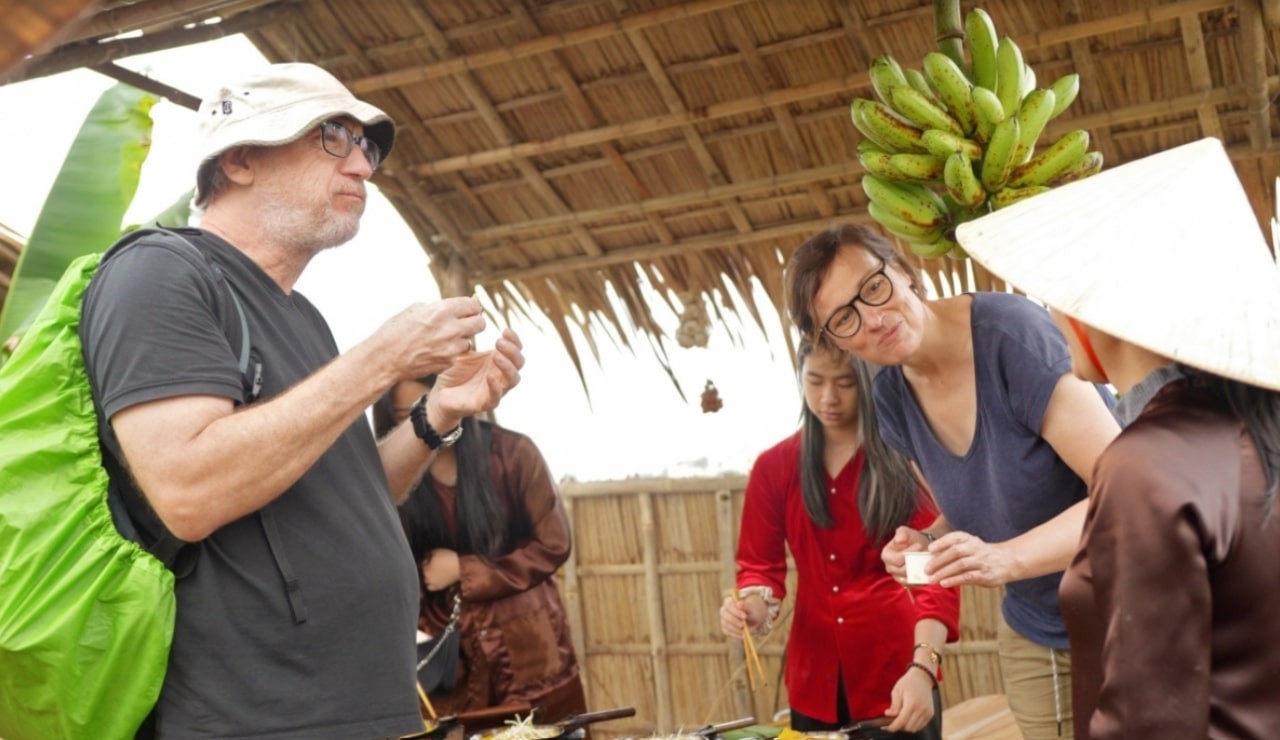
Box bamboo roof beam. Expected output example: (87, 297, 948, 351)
(401, 2, 605, 258)
(412, 71, 872, 176)
(4, 3, 292, 83)
(347, 0, 755, 95)
(1061, 1, 1119, 166)
(1236, 0, 1272, 151)
(616, 1, 756, 235)
(478, 213, 875, 285)
(465, 161, 863, 244)
(1178, 12, 1225, 140)
(511, 1, 676, 247)
(66, 0, 272, 44)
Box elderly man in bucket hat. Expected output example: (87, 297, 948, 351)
(958, 137, 1280, 739)
(80, 62, 524, 738)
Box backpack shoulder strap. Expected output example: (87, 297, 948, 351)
(101, 229, 301, 622)
(104, 227, 254, 384)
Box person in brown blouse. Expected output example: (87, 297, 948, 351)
(374, 376, 586, 724)
(956, 137, 1280, 739)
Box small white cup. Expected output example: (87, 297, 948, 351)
(904, 551, 934, 585)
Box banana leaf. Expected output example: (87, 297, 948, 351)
(0, 83, 157, 347)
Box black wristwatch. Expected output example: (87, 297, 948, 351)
(409, 394, 463, 450)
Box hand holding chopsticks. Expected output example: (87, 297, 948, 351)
(727, 589, 767, 691)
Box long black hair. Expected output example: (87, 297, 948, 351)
(797, 341, 924, 542)
(372, 377, 515, 560)
(1184, 367, 1280, 514)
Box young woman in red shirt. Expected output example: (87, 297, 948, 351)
(718, 341, 959, 739)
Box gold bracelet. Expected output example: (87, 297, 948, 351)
(913, 642, 942, 665)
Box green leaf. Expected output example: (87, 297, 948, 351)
(0, 83, 157, 345)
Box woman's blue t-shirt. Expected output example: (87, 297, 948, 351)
(873, 291, 1114, 649)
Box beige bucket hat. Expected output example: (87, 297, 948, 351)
(194, 63, 395, 202)
(956, 137, 1280, 391)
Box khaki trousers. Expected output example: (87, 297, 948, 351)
(996, 613, 1073, 739)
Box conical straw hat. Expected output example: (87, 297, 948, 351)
(956, 137, 1280, 391)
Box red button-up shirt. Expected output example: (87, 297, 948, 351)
(736, 432, 959, 722)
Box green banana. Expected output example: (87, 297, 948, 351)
(1007, 129, 1091, 188)
(857, 139, 906, 180)
(971, 85, 1005, 143)
(868, 200, 946, 242)
(1048, 73, 1080, 118)
(965, 8, 1000, 91)
(904, 68, 942, 105)
(921, 128, 983, 160)
(852, 98, 929, 153)
(922, 51, 977, 136)
(889, 152, 947, 181)
(1047, 149, 1104, 186)
(990, 185, 1051, 210)
(870, 55, 909, 107)
(861, 173, 949, 228)
(905, 235, 957, 259)
(944, 150, 986, 208)
(890, 85, 964, 136)
(1012, 88, 1057, 164)
(980, 116, 1021, 192)
(852, 99, 895, 152)
(995, 37, 1025, 118)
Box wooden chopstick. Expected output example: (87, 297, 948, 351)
(416, 680, 438, 723)
(732, 589, 767, 691)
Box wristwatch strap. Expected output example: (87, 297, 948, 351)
(410, 394, 463, 450)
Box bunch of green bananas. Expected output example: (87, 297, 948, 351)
(851, 7, 1104, 258)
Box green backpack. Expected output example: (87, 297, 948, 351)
(0, 228, 254, 739)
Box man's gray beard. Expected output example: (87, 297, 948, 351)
(258, 196, 360, 255)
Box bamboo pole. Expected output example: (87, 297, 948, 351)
(716, 487, 751, 718)
(560, 494, 590, 707)
(639, 491, 672, 731)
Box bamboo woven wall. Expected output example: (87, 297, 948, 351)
(558, 476, 1004, 738)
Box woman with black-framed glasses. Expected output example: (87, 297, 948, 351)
(784, 223, 1120, 740)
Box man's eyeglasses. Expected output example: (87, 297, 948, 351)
(319, 120, 382, 171)
(823, 260, 894, 338)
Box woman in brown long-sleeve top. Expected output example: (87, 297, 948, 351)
(957, 137, 1280, 739)
(375, 375, 586, 722)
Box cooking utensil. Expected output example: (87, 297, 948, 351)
(404, 702, 535, 739)
(692, 716, 756, 737)
(837, 716, 892, 740)
(472, 706, 637, 740)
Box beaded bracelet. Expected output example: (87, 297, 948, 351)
(906, 660, 939, 687)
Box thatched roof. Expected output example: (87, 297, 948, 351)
(5, 0, 1279, 383)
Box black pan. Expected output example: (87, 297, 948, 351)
(472, 707, 637, 740)
(405, 702, 534, 739)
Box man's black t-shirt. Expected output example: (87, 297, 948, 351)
(81, 229, 421, 739)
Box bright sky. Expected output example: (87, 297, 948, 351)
(0, 35, 805, 482)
